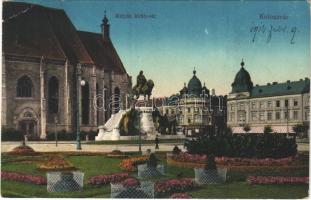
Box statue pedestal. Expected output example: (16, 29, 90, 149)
(136, 107, 157, 135)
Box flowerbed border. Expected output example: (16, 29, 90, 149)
(247, 176, 309, 185)
(1, 171, 46, 185)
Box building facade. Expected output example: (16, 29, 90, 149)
(227, 60, 310, 133)
(2, 2, 131, 139)
(160, 69, 227, 136)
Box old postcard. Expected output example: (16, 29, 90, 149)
(1, 0, 310, 198)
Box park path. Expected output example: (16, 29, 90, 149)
(1, 141, 186, 153)
(1, 141, 308, 153)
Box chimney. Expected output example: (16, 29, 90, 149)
(101, 11, 110, 40)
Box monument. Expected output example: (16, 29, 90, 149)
(96, 71, 157, 141)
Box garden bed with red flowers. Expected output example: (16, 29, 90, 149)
(170, 192, 192, 199)
(1, 171, 46, 185)
(120, 156, 148, 172)
(7, 145, 40, 156)
(168, 153, 297, 167)
(247, 176, 309, 185)
(37, 155, 77, 171)
(87, 173, 130, 185)
(155, 178, 196, 195)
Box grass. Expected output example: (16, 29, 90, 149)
(1, 152, 309, 198)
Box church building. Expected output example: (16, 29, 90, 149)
(2, 2, 132, 139)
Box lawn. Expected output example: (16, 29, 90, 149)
(1, 152, 309, 198)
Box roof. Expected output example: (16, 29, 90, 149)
(3, 2, 128, 76)
(251, 78, 310, 98)
(77, 31, 126, 74)
(231, 61, 253, 93)
(3, 2, 93, 64)
(187, 69, 202, 96)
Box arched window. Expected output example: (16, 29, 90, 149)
(48, 76, 59, 114)
(82, 81, 89, 125)
(96, 83, 100, 125)
(17, 76, 33, 97)
(114, 87, 120, 113)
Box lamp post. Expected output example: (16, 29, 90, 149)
(54, 115, 58, 147)
(76, 64, 85, 150)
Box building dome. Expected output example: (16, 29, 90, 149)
(231, 60, 253, 93)
(187, 69, 202, 96)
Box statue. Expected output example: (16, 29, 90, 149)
(132, 71, 154, 100)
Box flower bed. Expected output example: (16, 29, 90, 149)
(155, 178, 196, 195)
(37, 155, 76, 171)
(111, 179, 154, 198)
(88, 173, 130, 185)
(170, 192, 192, 198)
(7, 145, 39, 156)
(247, 176, 309, 185)
(120, 157, 148, 172)
(168, 153, 296, 167)
(1, 171, 46, 185)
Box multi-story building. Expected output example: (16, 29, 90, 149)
(227, 60, 310, 133)
(160, 69, 227, 136)
(2, 2, 131, 139)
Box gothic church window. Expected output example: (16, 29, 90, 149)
(48, 76, 59, 114)
(17, 75, 33, 97)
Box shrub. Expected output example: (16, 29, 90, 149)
(1, 128, 23, 141)
(172, 145, 181, 155)
(243, 124, 251, 133)
(184, 133, 297, 158)
(46, 130, 97, 141)
(263, 126, 273, 134)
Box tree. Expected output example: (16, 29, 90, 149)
(264, 125, 273, 134)
(293, 123, 309, 138)
(243, 124, 251, 133)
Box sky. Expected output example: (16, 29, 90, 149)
(10, 0, 311, 97)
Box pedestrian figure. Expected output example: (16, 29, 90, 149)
(155, 135, 159, 149)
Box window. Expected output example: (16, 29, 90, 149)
(305, 111, 309, 120)
(17, 76, 33, 97)
(229, 113, 234, 122)
(284, 111, 288, 119)
(171, 109, 175, 115)
(188, 118, 191, 123)
(293, 100, 298, 106)
(230, 104, 234, 111)
(82, 82, 90, 125)
(276, 112, 280, 120)
(276, 100, 280, 107)
(48, 76, 59, 114)
(165, 109, 169, 114)
(188, 108, 191, 113)
(251, 102, 256, 109)
(259, 112, 265, 121)
(267, 112, 272, 120)
(259, 102, 264, 109)
(285, 99, 289, 107)
(267, 101, 272, 108)
(293, 111, 298, 120)
(251, 112, 257, 121)
(238, 114, 245, 122)
(239, 103, 245, 110)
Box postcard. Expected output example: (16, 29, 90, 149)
(1, 0, 310, 198)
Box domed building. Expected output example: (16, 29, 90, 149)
(227, 60, 310, 134)
(161, 69, 227, 136)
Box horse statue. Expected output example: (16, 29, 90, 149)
(132, 71, 154, 100)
